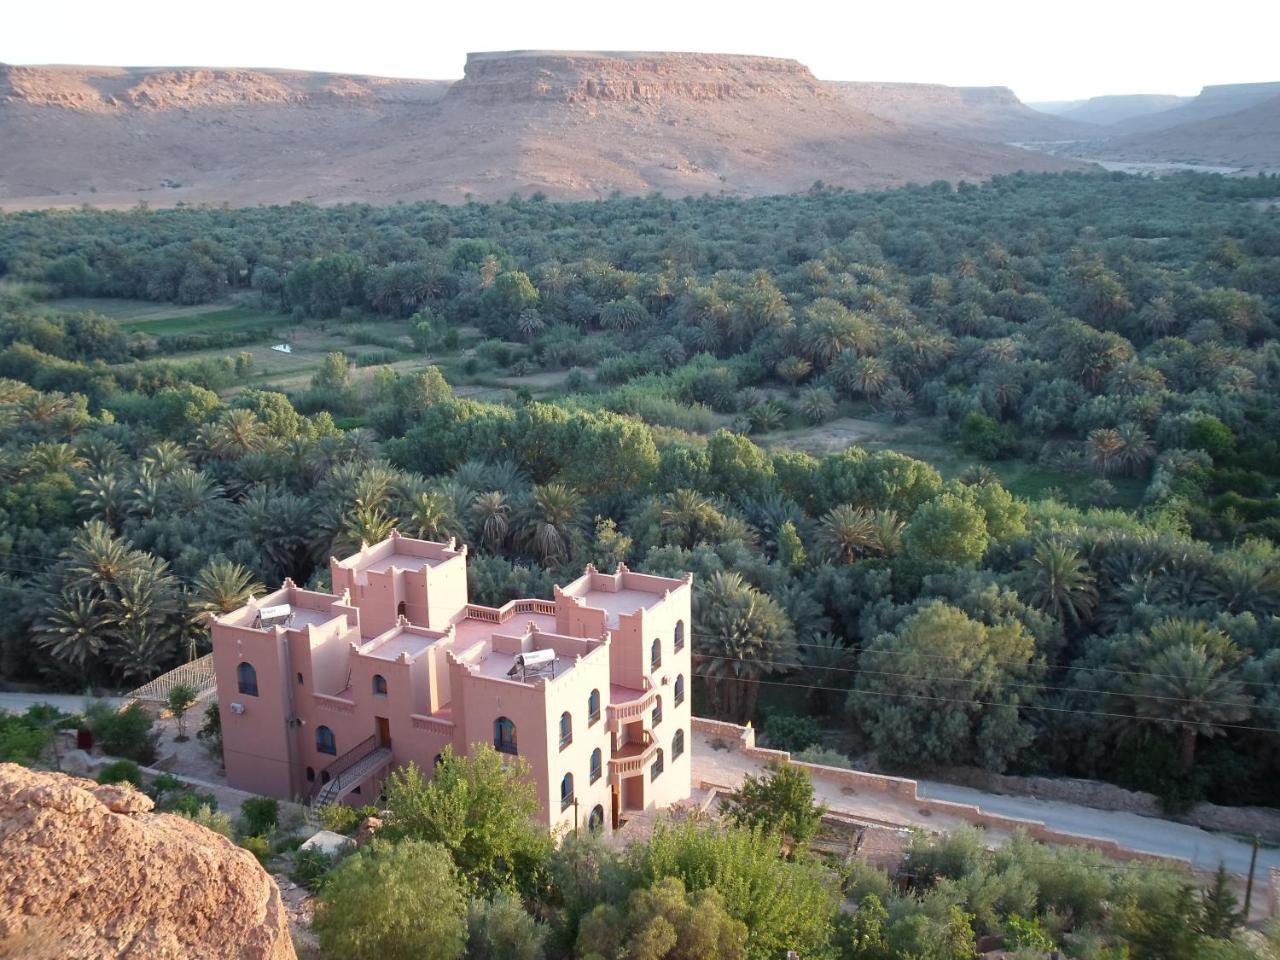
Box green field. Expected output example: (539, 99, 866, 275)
(49, 297, 278, 336)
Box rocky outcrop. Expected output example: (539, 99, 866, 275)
(452, 51, 827, 104)
(0, 764, 295, 960)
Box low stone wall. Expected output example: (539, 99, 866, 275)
(933, 766, 1280, 842)
(692, 717, 1186, 867)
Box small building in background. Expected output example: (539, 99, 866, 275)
(209, 530, 693, 836)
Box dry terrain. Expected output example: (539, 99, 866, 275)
(0, 52, 1088, 210)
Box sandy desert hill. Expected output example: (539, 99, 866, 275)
(1096, 92, 1280, 169)
(1045, 94, 1191, 128)
(0, 52, 1087, 209)
(833, 81, 1098, 141)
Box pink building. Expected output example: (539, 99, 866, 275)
(209, 531, 693, 835)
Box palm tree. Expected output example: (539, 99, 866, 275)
(141, 440, 190, 477)
(1130, 643, 1251, 771)
(191, 559, 265, 618)
(1018, 539, 1098, 628)
(747, 401, 786, 434)
(659, 489, 721, 549)
(404, 490, 463, 542)
(850, 356, 891, 399)
(817, 505, 879, 564)
(879, 385, 914, 423)
(776, 356, 812, 389)
(694, 571, 796, 723)
(1115, 423, 1155, 476)
(516, 308, 545, 342)
(470, 491, 511, 554)
(519, 482, 582, 566)
(798, 387, 836, 425)
(799, 632, 856, 713)
(164, 468, 223, 514)
(79, 473, 130, 529)
(869, 509, 905, 559)
(33, 588, 108, 681)
(600, 297, 648, 332)
(334, 503, 398, 557)
(1087, 428, 1125, 475)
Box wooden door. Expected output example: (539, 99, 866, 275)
(376, 716, 391, 748)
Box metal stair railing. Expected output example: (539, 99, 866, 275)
(313, 734, 377, 804)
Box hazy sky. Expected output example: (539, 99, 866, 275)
(4, 0, 1277, 102)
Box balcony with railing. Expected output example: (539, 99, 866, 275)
(464, 599, 558, 624)
(606, 681, 656, 732)
(608, 730, 659, 781)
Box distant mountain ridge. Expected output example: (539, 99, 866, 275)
(1052, 94, 1191, 127)
(0, 53, 1086, 210)
(833, 81, 1097, 141)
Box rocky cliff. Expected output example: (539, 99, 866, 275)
(0, 764, 295, 960)
(0, 52, 1086, 210)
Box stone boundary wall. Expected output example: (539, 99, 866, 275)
(693, 717, 1187, 867)
(932, 766, 1280, 842)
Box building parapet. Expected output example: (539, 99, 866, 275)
(313, 693, 358, 715)
(410, 713, 455, 735)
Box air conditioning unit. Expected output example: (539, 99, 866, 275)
(230, 702, 246, 715)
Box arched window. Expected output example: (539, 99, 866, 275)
(237, 661, 258, 697)
(305, 766, 315, 782)
(651, 694, 662, 728)
(494, 716, 517, 755)
(650, 748, 664, 782)
(559, 711, 573, 749)
(651, 637, 662, 670)
(560, 772, 574, 810)
(296, 672, 304, 686)
(672, 728, 685, 759)
(674, 620, 685, 651)
(316, 725, 336, 755)
(588, 804, 605, 833)
(587, 688, 601, 725)
(397, 600, 407, 619)
(674, 674, 685, 707)
(590, 747, 602, 783)
(373, 674, 388, 696)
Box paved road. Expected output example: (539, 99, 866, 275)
(917, 779, 1278, 876)
(692, 730, 1276, 876)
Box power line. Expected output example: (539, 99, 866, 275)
(688, 671, 1280, 736)
(688, 647, 1280, 715)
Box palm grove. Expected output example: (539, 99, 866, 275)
(0, 171, 1278, 813)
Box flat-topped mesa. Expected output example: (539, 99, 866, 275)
(451, 50, 828, 105)
(0, 64, 451, 111)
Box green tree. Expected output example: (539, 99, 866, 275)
(313, 839, 467, 960)
(693, 571, 796, 723)
(817, 504, 880, 563)
(1199, 864, 1242, 938)
(850, 601, 1038, 771)
(380, 749, 553, 896)
(1016, 539, 1097, 628)
(467, 892, 547, 960)
(638, 822, 839, 960)
(902, 493, 991, 566)
(167, 683, 198, 741)
(723, 762, 826, 853)
(577, 876, 748, 960)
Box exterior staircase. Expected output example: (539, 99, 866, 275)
(312, 739, 394, 806)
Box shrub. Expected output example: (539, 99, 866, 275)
(240, 796, 279, 837)
(314, 839, 467, 960)
(762, 713, 821, 752)
(794, 746, 852, 769)
(317, 802, 379, 835)
(85, 701, 158, 764)
(467, 892, 547, 960)
(291, 847, 336, 892)
(182, 803, 232, 838)
(240, 834, 271, 864)
(96, 759, 143, 788)
(169, 790, 220, 817)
